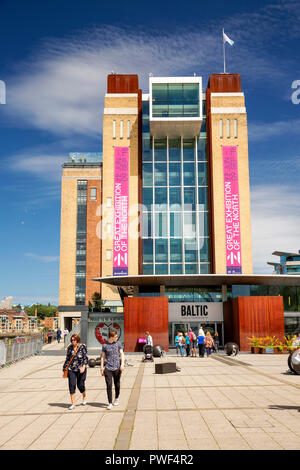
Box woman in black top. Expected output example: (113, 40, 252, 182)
(63, 334, 88, 410)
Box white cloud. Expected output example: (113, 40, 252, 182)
(25, 253, 59, 263)
(251, 184, 300, 274)
(9, 153, 65, 181)
(248, 119, 300, 142)
(5, 8, 293, 138)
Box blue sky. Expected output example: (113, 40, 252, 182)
(1, 0, 300, 305)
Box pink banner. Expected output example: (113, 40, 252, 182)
(222, 146, 242, 274)
(113, 147, 129, 276)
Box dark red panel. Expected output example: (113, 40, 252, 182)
(124, 297, 169, 352)
(107, 74, 139, 93)
(208, 74, 241, 93)
(224, 296, 285, 351)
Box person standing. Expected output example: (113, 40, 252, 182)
(189, 328, 197, 357)
(197, 332, 205, 358)
(213, 331, 219, 353)
(57, 329, 62, 344)
(47, 330, 52, 344)
(178, 332, 185, 357)
(184, 332, 190, 357)
(145, 331, 153, 346)
(100, 330, 125, 410)
(62, 334, 88, 410)
(175, 331, 180, 355)
(204, 332, 214, 357)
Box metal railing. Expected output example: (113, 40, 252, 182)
(0, 335, 43, 367)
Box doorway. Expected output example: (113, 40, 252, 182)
(169, 322, 224, 348)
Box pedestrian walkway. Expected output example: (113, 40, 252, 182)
(0, 341, 299, 450)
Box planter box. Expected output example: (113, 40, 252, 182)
(265, 347, 274, 354)
(251, 347, 260, 354)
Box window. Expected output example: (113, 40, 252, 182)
(227, 119, 230, 138)
(219, 119, 223, 138)
(113, 120, 116, 139)
(106, 250, 112, 261)
(234, 119, 238, 138)
(120, 120, 123, 139)
(90, 187, 97, 200)
(106, 197, 112, 208)
(127, 120, 131, 139)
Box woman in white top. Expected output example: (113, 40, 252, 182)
(145, 331, 153, 346)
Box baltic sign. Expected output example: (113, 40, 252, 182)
(222, 145, 242, 274)
(168, 303, 223, 322)
(113, 147, 129, 276)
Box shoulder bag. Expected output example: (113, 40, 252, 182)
(63, 344, 80, 378)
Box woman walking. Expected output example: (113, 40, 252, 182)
(100, 330, 125, 410)
(204, 332, 214, 357)
(213, 331, 219, 353)
(62, 334, 88, 410)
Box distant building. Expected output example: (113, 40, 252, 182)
(0, 309, 38, 333)
(44, 316, 59, 331)
(267, 251, 300, 275)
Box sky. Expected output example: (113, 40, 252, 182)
(1, 0, 300, 306)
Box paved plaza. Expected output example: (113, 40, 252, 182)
(0, 341, 300, 450)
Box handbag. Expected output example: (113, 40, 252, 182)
(63, 344, 80, 378)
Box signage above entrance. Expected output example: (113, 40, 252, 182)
(169, 302, 223, 322)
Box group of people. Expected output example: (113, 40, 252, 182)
(175, 327, 219, 358)
(62, 330, 123, 411)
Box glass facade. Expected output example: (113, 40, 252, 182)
(75, 180, 87, 305)
(152, 83, 200, 118)
(142, 98, 210, 275)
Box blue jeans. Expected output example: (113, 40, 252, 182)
(205, 347, 212, 356)
(179, 345, 185, 356)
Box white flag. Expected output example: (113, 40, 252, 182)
(223, 31, 234, 46)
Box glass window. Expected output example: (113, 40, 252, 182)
(170, 264, 183, 274)
(198, 162, 207, 185)
(197, 139, 206, 161)
(143, 163, 153, 186)
(155, 264, 168, 274)
(169, 187, 181, 211)
(183, 84, 199, 117)
(170, 238, 182, 262)
(143, 137, 152, 162)
(155, 187, 167, 211)
(198, 187, 208, 210)
(90, 187, 97, 201)
(184, 212, 196, 238)
(199, 238, 210, 262)
(184, 238, 198, 262)
(142, 187, 153, 211)
(184, 188, 196, 211)
(185, 264, 198, 274)
(155, 212, 168, 237)
(183, 162, 195, 186)
(142, 212, 153, 238)
(154, 163, 167, 186)
(143, 239, 153, 263)
(169, 138, 181, 161)
(143, 264, 153, 275)
(183, 139, 195, 161)
(169, 163, 181, 186)
(198, 212, 209, 237)
(155, 239, 168, 263)
(154, 138, 167, 161)
(170, 213, 182, 237)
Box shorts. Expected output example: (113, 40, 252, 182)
(191, 340, 197, 348)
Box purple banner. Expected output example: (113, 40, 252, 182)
(223, 146, 242, 274)
(113, 147, 129, 276)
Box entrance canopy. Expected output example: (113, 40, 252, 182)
(94, 274, 300, 295)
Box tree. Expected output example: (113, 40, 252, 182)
(90, 292, 104, 312)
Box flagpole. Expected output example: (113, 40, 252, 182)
(223, 28, 226, 74)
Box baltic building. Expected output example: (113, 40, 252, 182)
(58, 73, 300, 350)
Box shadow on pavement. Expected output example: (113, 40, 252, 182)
(269, 405, 300, 411)
(48, 403, 70, 408)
